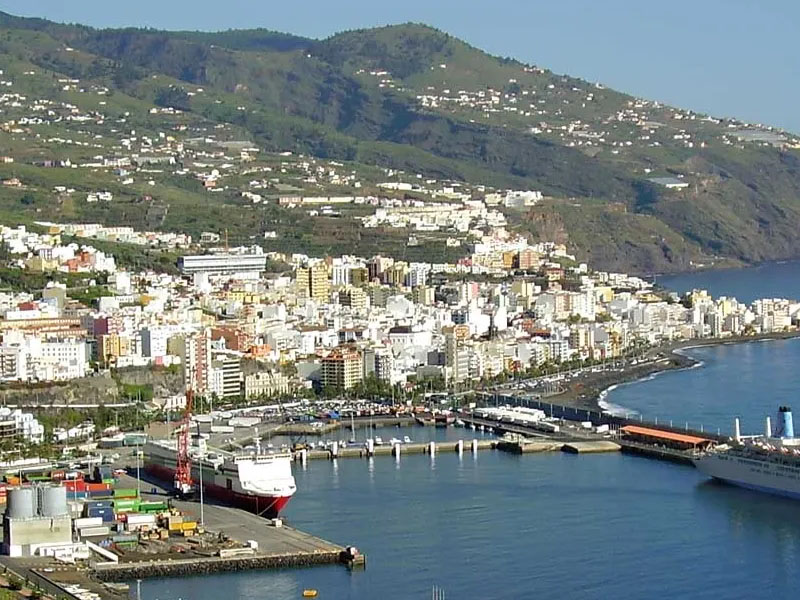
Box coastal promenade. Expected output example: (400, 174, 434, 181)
(497, 330, 800, 413)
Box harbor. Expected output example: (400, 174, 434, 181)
(0, 465, 363, 600)
(0, 387, 796, 599)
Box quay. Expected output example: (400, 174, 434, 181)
(110, 475, 363, 579)
(90, 499, 364, 583)
(459, 406, 714, 466)
(494, 439, 620, 454)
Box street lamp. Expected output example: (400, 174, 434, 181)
(135, 444, 141, 496)
(199, 451, 204, 527)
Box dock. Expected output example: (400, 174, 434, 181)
(460, 412, 701, 465)
(562, 441, 621, 454)
(42, 470, 365, 591)
(300, 439, 496, 461)
(495, 440, 563, 454)
(90, 499, 360, 582)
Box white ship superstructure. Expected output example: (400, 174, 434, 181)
(144, 439, 296, 517)
(693, 406, 800, 499)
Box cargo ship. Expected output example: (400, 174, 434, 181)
(693, 406, 800, 500)
(144, 440, 296, 518)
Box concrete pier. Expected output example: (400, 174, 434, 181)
(93, 499, 356, 582)
(497, 440, 564, 454)
(562, 441, 621, 454)
(301, 439, 496, 461)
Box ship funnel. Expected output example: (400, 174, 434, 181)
(734, 417, 741, 442)
(777, 406, 795, 439)
(766, 416, 772, 438)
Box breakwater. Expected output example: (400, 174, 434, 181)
(94, 551, 344, 581)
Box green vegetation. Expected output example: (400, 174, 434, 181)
(0, 12, 796, 272)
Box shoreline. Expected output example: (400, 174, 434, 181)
(551, 330, 800, 413)
(643, 257, 800, 279)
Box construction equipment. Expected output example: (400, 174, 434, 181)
(174, 389, 194, 496)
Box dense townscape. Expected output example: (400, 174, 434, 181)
(0, 213, 798, 447)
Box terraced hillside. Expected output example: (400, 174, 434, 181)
(0, 12, 799, 273)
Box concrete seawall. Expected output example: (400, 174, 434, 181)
(94, 551, 343, 581)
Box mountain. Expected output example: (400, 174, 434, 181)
(0, 12, 799, 273)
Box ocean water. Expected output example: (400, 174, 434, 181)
(140, 450, 800, 600)
(659, 259, 800, 304)
(138, 262, 800, 600)
(605, 337, 800, 435)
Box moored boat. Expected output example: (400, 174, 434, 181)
(144, 440, 296, 518)
(693, 406, 800, 500)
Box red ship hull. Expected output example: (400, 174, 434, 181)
(145, 463, 292, 518)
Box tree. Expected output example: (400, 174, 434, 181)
(154, 86, 191, 111)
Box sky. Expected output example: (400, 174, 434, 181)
(2, 0, 798, 132)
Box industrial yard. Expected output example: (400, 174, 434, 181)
(0, 462, 361, 600)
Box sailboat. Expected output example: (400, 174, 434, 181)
(349, 413, 357, 444)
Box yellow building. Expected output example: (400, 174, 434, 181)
(322, 348, 362, 390)
(339, 287, 367, 312)
(99, 334, 132, 365)
(297, 262, 331, 303)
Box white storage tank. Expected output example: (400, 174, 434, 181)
(7, 487, 36, 519)
(39, 486, 68, 517)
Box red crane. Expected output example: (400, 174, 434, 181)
(174, 389, 194, 496)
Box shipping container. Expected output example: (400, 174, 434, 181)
(181, 521, 197, 531)
(79, 526, 111, 537)
(86, 507, 114, 520)
(86, 483, 111, 492)
(127, 514, 156, 526)
(86, 507, 113, 517)
(64, 480, 86, 490)
(85, 512, 114, 523)
(75, 517, 103, 529)
(139, 501, 167, 513)
(113, 488, 139, 499)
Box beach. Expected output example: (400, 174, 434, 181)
(551, 330, 800, 413)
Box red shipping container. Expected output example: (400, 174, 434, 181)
(64, 480, 87, 492)
(86, 483, 111, 492)
(51, 470, 66, 480)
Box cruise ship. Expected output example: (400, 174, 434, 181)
(144, 440, 296, 517)
(693, 406, 800, 499)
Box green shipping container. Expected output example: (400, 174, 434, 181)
(139, 502, 167, 513)
(113, 499, 140, 510)
(113, 488, 139, 498)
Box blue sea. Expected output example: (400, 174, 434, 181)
(139, 262, 800, 600)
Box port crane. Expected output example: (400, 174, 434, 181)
(174, 389, 194, 496)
